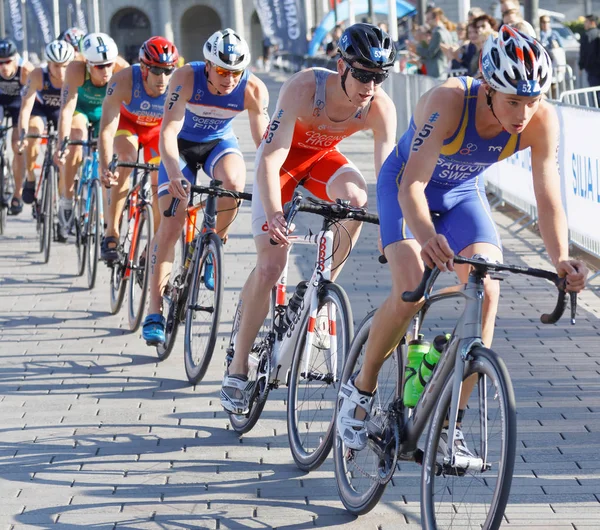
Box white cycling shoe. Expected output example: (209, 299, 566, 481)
(336, 376, 375, 451)
(438, 427, 485, 471)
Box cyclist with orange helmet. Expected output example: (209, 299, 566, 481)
(98, 36, 179, 262)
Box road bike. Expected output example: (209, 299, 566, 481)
(107, 155, 156, 331)
(157, 180, 252, 385)
(26, 123, 59, 263)
(226, 191, 380, 472)
(63, 126, 103, 289)
(333, 254, 577, 529)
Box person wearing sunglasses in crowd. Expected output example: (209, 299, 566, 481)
(0, 39, 34, 215)
(141, 28, 269, 345)
(336, 28, 587, 460)
(98, 36, 179, 263)
(54, 33, 128, 242)
(18, 40, 75, 207)
(220, 23, 397, 415)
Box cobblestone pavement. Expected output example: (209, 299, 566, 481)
(1, 74, 600, 529)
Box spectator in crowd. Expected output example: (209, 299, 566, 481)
(326, 25, 343, 57)
(467, 7, 485, 23)
(499, 0, 536, 35)
(262, 35, 274, 72)
(539, 15, 563, 49)
(579, 14, 600, 98)
(539, 15, 566, 92)
(408, 7, 453, 80)
(441, 21, 475, 74)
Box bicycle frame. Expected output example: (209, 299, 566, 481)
(266, 225, 337, 387)
(122, 170, 151, 281)
(395, 270, 486, 468)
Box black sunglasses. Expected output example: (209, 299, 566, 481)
(344, 61, 388, 85)
(149, 65, 175, 76)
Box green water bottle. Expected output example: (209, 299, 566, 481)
(413, 334, 451, 397)
(403, 336, 429, 408)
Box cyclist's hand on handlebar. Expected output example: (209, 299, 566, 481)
(420, 234, 454, 272)
(267, 211, 293, 245)
(101, 168, 118, 188)
(17, 138, 26, 154)
(53, 149, 68, 167)
(168, 177, 189, 201)
(556, 259, 588, 293)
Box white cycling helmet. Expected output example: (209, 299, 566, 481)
(45, 40, 75, 64)
(480, 26, 552, 96)
(80, 33, 118, 65)
(203, 28, 250, 71)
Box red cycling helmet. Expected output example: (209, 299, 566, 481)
(139, 36, 179, 68)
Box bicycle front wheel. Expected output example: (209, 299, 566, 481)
(128, 204, 153, 331)
(184, 232, 223, 384)
(333, 310, 401, 515)
(421, 346, 517, 530)
(86, 180, 102, 289)
(0, 155, 6, 235)
(74, 182, 88, 277)
(287, 281, 353, 472)
(109, 207, 130, 315)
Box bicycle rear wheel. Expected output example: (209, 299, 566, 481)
(333, 310, 401, 515)
(421, 346, 516, 530)
(109, 207, 130, 315)
(287, 281, 353, 472)
(74, 181, 88, 277)
(184, 232, 223, 384)
(228, 288, 275, 434)
(156, 232, 185, 361)
(86, 180, 101, 289)
(128, 204, 153, 331)
(0, 155, 12, 235)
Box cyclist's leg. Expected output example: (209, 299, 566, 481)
(145, 162, 190, 318)
(22, 115, 44, 204)
(306, 152, 367, 281)
(139, 125, 161, 233)
(105, 133, 137, 240)
(61, 112, 87, 201)
(9, 107, 24, 205)
(204, 136, 245, 240)
(226, 174, 294, 377)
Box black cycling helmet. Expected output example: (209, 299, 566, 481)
(338, 23, 396, 70)
(0, 39, 18, 59)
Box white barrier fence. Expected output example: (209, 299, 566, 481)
(482, 103, 600, 282)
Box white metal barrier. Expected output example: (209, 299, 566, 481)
(559, 86, 600, 108)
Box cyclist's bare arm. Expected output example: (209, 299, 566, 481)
(257, 72, 312, 223)
(365, 89, 397, 175)
(57, 61, 84, 147)
(399, 83, 462, 244)
(98, 68, 133, 177)
(244, 74, 270, 148)
(19, 61, 34, 84)
(17, 67, 43, 141)
(159, 65, 193, 200)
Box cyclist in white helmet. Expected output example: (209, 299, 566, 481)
(54, 32, 128, 241)
(18, 39, 75, 205)
(336, 28, 587, 459)
(142, 28, 270, 345)
(59, 27, 86, 53)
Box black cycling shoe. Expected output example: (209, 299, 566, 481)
(9, 197, 23, 215)
(22, 180, 36, 204)
(101, 235, 119, 262)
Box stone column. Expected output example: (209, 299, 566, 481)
(158, 0, 174, 42)
(231, 0, 245, 39)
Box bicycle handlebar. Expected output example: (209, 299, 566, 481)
(401, 255, 577, 325)
(163, 180, 253, 218)
(269, 191, 380, 245)
(108, 154, 158, 174)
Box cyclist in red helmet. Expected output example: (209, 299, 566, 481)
(98, 36, 179, 262)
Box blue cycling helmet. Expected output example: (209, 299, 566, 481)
(338, 23, 396, 69)
(0, 39, 18, 59)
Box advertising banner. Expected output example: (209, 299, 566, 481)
(254, 0, 307, 56)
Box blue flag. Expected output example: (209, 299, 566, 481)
(253, 0, 307, 56)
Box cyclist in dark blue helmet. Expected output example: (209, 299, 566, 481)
(0, 39, 34, 214)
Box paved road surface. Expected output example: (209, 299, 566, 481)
(1, 73, 599, 529)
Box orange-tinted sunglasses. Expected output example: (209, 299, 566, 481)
(213, 65, 243, 78)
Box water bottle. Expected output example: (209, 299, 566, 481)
(285, 281, 308, 327)
(403, 336, 429, 408)
(412, 334, 451, 398)
(183, 239, 196, 271)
